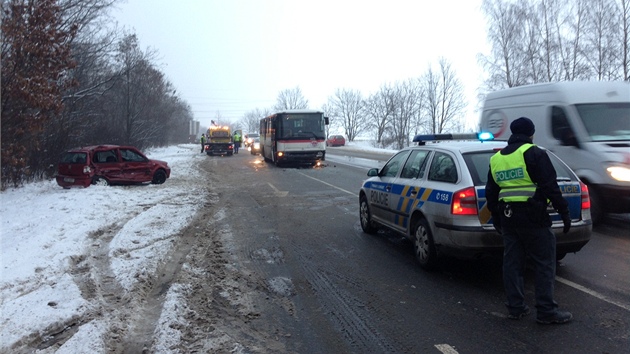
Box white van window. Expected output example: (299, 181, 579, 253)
(575, 103, 630, 141)
(551, 106, 576, 143)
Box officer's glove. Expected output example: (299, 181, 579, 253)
(561, 212, 571, 234)
(492, 213, 502, 235)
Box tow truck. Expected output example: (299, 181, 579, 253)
(205, 125, 234, 156)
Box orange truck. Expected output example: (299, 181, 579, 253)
(205, 125, 234, 156)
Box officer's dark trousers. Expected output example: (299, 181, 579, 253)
(502, 225, 558, 317)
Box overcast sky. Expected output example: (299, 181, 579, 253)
(113, 0, 489, 131)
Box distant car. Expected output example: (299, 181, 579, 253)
(245, 133, 260, 148)
(326, 135, 346, 147)
(250, 137, 261, 155)
(56, 145, 171, 188)
(359, 133, 592, 270)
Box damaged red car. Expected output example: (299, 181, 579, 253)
(55, 145, 171, 188)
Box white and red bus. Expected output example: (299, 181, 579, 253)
(260, 110, 329, 166)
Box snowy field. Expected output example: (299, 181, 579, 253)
(0, 144, 207, 352)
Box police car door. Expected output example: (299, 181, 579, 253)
(388, 150, 432, 233)
(369, 151, 410, 225)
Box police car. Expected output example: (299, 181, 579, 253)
(358, 133, 592, 270)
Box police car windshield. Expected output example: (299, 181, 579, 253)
(575, 103, 630, 142)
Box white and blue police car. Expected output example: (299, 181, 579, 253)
(358, 133, 592, 270)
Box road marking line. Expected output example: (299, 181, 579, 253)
(267, 182, 288, 197)
(300, 173, 630, 313)
(556, 276, 630, 311)
(297, 172, 356, 196)
(435, 344, 459, 354)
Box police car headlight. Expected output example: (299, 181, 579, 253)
(607, 165, 630, 182)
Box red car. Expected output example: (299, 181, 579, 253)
(56, 145, 171, 188)
(326, 135, 346, 147)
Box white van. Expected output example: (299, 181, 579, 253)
(480, 81, 630, 224)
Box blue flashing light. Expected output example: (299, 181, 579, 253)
(478, 131, 494, 141)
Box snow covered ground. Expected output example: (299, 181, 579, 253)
(0, 144, 208, 353)
(0, 141, 394, 353)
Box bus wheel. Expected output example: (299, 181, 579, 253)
(262, 148, 270, 162)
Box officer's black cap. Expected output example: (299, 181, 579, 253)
(510, 117, 536, 136)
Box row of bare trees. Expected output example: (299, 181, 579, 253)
(480, 0, 630, 89)
(325, 59, 468, 149)
(239, 61, 468, 150)
(1, 0, 193, 189)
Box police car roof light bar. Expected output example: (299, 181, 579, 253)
(412, 132, 494, 145)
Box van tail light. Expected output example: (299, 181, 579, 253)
(452, 187, 478, 215)
(580, 182, 590, 210)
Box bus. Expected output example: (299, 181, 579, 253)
(260, 110, 329, 166)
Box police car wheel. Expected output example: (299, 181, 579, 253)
(359, 195, 377, 234)
(412, 218, 438, 270)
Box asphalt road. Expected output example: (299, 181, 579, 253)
(198, 147, 629, 353)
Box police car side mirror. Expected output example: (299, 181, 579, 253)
(367, 168, 379, 177)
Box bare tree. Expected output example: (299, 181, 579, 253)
(479, 0, 529, 89)
(241, 107, 270, 133)
(326, 88, 366, 141)
(422, 58, 468, 135)
(110, 34, 161, 146)
(273, 86, 309, 110)
(584, 0, 621, 80)
(388, 80, 423, 149)
(364, 84, 397, 147)
(481, 0, 627, 88)
(211, 111, 228, 126)
(557, 0, 590, 80)
(621, 0, 630, 80)
(320, 102, 336, 137)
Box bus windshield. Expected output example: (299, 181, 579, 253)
(575, 103, 630, 141)
(279, 113, 326, 139)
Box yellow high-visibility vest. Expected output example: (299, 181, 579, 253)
(490, 144, 537, 202)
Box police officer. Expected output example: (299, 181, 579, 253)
(486, 117, 573, 324)
(233, 131, 242, 154)
(200, 134, 206, 153)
